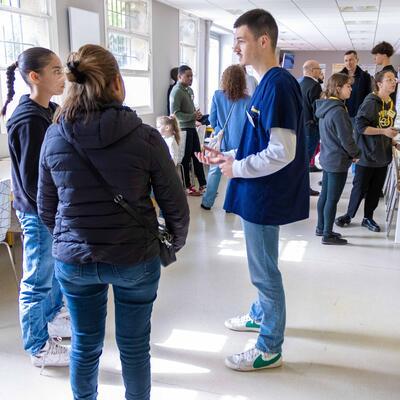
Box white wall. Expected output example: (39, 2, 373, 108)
(54, 0, 181, 126)
(146, 0, 180, 125)
(289, 50, 400, 79)
(55, 0, 106, 62)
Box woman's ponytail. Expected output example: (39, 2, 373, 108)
(1, 61, 18, 117)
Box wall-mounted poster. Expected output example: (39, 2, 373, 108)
(332, 63, 345, 74)
(68, 7, 101, 52)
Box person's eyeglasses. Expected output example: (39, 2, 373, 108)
(383, 78, 397, 83)
(312, 67, 321, 71)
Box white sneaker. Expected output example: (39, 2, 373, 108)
(31, 337, 70, 368)
(224, 314, 261, 332)
(48, 306, 71, 338)
(225, 347, 282, 371)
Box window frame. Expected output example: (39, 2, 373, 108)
(104, 0, 153, 115)
(0, 0, 58, 133)
(207, 32, 221, 111)
(179, 11, 199, 103)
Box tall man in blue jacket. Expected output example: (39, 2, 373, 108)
(197, 9, 309, 371)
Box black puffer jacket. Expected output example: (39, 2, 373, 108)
(37, 103, 189, 265)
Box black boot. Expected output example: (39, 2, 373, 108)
(315, 228, 342, 237)
(335, 214, 351, 227)
(361, 218, 381, 232)
(322, 235, 348, 245)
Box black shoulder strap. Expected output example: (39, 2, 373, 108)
(69, 138, 162, 242)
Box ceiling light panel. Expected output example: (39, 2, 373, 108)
(339, 5, 377, 12)
(341, 12, 378, 22)
(337, 0, 379, 6)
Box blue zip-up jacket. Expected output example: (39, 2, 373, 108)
(209, 90, 251, 151)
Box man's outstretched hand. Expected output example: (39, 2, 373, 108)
(195, 146, 235, 178)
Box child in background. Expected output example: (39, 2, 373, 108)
(156, 115, 181, 165)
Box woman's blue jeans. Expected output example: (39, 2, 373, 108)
(317, 171, 348, 235)
(54, 257, 161, 400)
(201, 165, 222, 208)
(16, 211, 63, 355)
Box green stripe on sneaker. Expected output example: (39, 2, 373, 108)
(245, 321, 260, 329)
(253, 353, 281, 369)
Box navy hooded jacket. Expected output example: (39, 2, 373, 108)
(340, 66, 371, 118)
(7, 95, 57, 214)
(37, 103, 189, 266)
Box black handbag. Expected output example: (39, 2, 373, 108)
(69, 139, 177, 267)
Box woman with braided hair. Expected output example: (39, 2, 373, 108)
(2, 47, 70, 368)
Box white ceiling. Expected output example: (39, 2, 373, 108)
(159, 0, 400, 53)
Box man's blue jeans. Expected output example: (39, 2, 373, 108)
(241, 219, 285, 354)
(202, 165, 222, 208)
(55, 257, 161, 400)
(16, 211, 63, 355)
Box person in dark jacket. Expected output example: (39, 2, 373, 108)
(2, 47, 70, 368)
(340, 50, 371, 120)
(315, 73, 360, 245)
(335, 70, 400, 232)
(37, 45, 189, 400)
(371, 41, 397, 104)
(166, 66, 178, 115)
(299, 59, 322, 196)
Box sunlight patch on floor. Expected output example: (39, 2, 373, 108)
(156, 329, 227, 353)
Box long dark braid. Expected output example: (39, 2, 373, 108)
(1, 61, 18, 116)
(1, 47, 55, 117)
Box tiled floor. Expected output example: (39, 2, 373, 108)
(1, 172, 399, 400)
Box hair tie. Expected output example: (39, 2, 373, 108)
(67, 60, 86, 84)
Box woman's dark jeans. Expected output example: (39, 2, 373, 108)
(317, 171, 348, 235)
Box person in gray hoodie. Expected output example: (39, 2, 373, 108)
(335, 70, 400, 232)
(315, 73, 360, 245)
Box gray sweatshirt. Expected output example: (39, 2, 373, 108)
(315, 98, 360, 172)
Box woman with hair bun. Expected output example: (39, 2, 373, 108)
(2, 47, 70, 368)
(37, 44, 189, 400)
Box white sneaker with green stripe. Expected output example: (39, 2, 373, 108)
(224, 314, 261, 332)
(225, 347, 282, 371)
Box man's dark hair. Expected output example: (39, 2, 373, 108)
(178, 65, 191, 75)
(371, 41, 394, 57)
(233, 9, 278, 50)
(344, 50, 358, 57)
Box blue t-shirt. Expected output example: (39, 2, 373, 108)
(224, 67, 309, 225)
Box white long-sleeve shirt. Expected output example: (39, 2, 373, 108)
(162, 136, 180, 166)
(223, 128, 296, 178)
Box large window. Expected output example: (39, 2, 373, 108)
(0, 0, 57, 124)
(179, 12, 199, 104)
(105, 0, 152, 113)
(207, 34, 220, 111)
